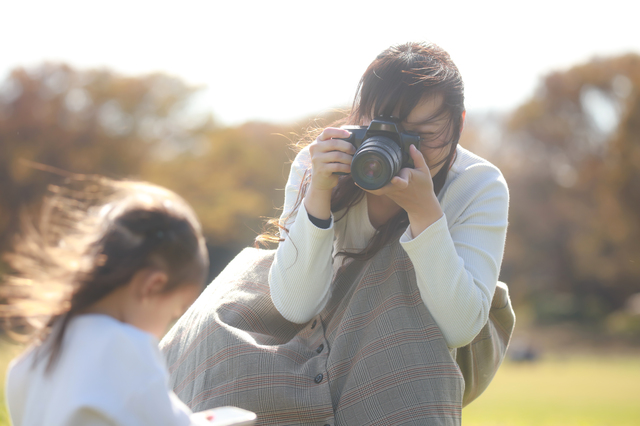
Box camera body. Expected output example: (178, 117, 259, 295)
(337, 117, 421, 190)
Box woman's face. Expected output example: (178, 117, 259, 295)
(398, 94, 456, 177)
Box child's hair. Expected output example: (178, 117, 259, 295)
(0, 175, 209, 368)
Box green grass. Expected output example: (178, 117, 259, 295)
(463, 355, 640, 426)
(1, 344, 639, 426)
(1, 340, 24, 426)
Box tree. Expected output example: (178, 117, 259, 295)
(0, 63, 211, 256)
(0, 63, 296, 281)
(502, 54, 640, 323)
(140, 122, 295, 277)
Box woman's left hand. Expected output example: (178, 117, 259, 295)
(363, 145, 443, 237)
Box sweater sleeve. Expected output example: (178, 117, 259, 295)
(268, 147, 335, 323)
(400, 164, 509, 348)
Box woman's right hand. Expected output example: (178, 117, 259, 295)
(308, 128, 355, 191)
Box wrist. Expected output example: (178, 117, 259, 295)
(304, 186, 333, 220)
(406, 195, 443, 237)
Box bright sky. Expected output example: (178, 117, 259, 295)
(2, 0, 639, 126)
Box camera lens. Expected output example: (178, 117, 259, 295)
(351, 136, 402, 190)
(362, 158, 383, 180)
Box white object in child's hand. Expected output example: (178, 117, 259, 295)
(191, 406, 257, 426)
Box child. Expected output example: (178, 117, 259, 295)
(1, 177, 249, 426)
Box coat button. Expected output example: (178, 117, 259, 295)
(311, 319, 317, 329)
(316, 344, 324, 353)
(314, 373, 324, 384)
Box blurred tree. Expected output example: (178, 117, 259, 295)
(142, 122, 293, 243)
(502, 54, 640, 324)
(0, 63, 293, 280)
(0, 63, 210, 257)
(141, 122, 294, 278)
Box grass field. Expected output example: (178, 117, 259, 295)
(1, 340, 23, 426)
(463, 355, 640, 426)
(1, 341, 639, 426)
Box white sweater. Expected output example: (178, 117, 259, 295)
(268, 145, 509, 348)
(6, 314, 200, 426)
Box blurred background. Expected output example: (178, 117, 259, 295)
(1, 1, 639, 425)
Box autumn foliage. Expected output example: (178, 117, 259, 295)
(1, 57, 639, 335)
(491, 54, 640, 333)
(0, 63, 293, 278)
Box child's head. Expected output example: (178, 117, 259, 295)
(1, 176, 209, 363)
(72, 180, 209, 336)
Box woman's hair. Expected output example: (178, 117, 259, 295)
(258, 41, 465, 259)
(0, 176, 209, 368)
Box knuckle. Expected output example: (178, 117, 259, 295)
(320, 127, 337, 139)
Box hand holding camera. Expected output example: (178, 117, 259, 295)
(372, 143, 443, 236)
(307, 117, 440, 230)
(334, 117, 421, 191)
(309, 116, 423, 193)
(307, 127, 356, 192)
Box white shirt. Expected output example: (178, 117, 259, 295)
(269, 145, 509, 348)
(6, 314, 201, 426)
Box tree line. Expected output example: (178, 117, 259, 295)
(1, 57, 639, 338)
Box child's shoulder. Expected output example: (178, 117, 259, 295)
(59, 315, 167, 398)
(70, 314, 154, 342)
(68, 314, 161, 365)
(6, 314, 166, 423)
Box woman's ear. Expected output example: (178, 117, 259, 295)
(460, 111, 466, 134)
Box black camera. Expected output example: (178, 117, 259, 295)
(336, 117, 421, 190)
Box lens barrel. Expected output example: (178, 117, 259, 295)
(351, 136, 402, 190)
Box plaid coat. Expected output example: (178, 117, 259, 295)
(160, 244, 514, 426)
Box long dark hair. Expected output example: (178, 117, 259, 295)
(0, 176, 209, 369)
(258, 42, 465, 259)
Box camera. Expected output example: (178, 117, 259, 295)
(336, 117, 421, 190)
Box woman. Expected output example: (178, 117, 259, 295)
(161, 42, 512, 426)
(268, 41, 508, 349)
